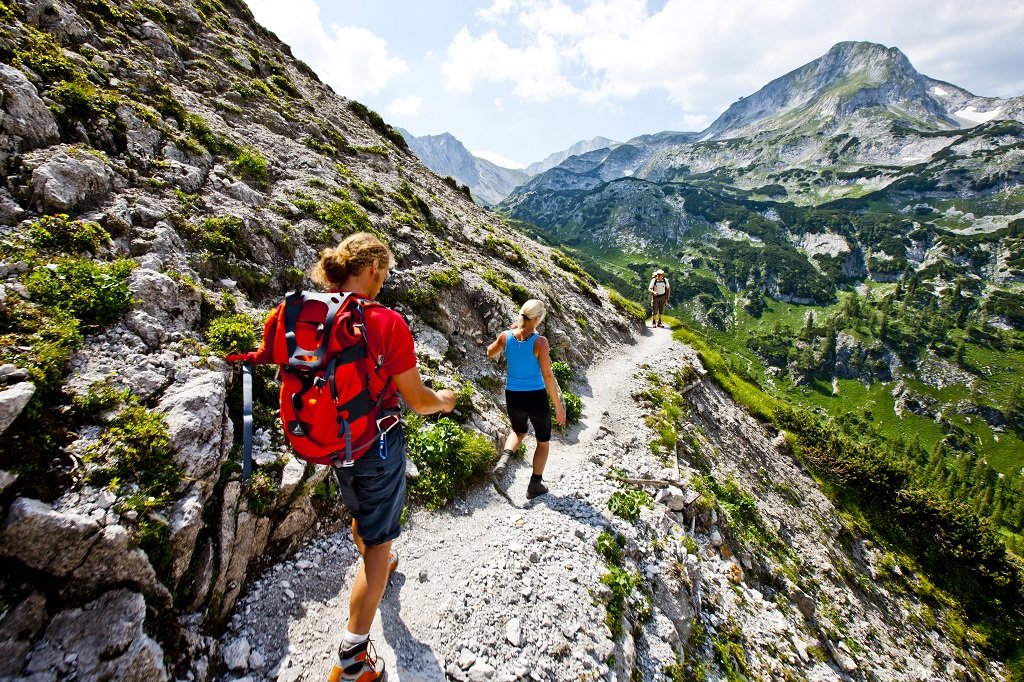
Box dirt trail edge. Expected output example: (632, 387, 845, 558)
(218, 327, 681, 682)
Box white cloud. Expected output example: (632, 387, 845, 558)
(444, 0, 1024, 128)
(443, 27, 577, 101)
(471, 148, 526, 169)
(244, 0, 407, 98)
(387, 95, 422, 117)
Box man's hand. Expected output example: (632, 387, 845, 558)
(437, 388, 457, 413)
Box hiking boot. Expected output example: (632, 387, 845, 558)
(526, 477, 548, 499)
(329, 638, 386, 682)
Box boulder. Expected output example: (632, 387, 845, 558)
(0, 591, 48, 678)
(157, 371, 229, 481)
(0, 469, 18, 494)
(270, 495, 315, 543)
(23, 590, 169, 682)
(0, 188, 25, 224)
(0, 63, 60, 150)
(0, 498, 168, 601)
(168, 485, 206, 587)
(0, 381, 36, 434)
(28, 147, 114, 213)
(117, 105, 162, 162)
(128, 266, 202, 332)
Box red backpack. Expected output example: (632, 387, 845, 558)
(233, 291, 398, 477)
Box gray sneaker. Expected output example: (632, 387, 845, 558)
(526, 478, 548, 499)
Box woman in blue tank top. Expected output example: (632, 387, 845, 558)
(486, 299, 566, 499)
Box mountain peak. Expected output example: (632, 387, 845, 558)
(701, 40, 948, 140)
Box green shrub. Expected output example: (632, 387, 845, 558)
(483, 269, 531, 305)
(246, 468, 279, 515)
(427, 268, 460, 288)
(405, 418, 494, 509)
(28, 214, 110, 254)
(86, 403, 182, 505)
(404, 286, 437, 310)
(280, 266, 305, 292)
(185, 113, 225, 155)
(551, 249, 596, 286)
(551, 361, 572, 389)
(484, 234, 526, 266)
(599, 566, 642, 638)
(563, 390, 583, 424)
(595, 529, 624, 566)
(205, 312, 260, 355)
(609, 289, 647, 321)
(296, 198, 372, 239)
(0, 306, 83, 393)
(452, 382, 475, 423)
(50, 79, 118, 120)
(608, 489, 653, 521)
(15, 27, 82, 81)
(72, 380, 132, 417)
(233, 146, 270, 186)
(194, 215, 245, 255)
(24, 257, 135, 328)
(269, 74, 300, 97)
(347, 100, 409, 151)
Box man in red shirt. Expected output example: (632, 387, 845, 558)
(240, 233, 454, 681)
(316, 233, 455, 681)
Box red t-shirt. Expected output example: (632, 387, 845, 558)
(360, 303, 417, 409)
(246, 292, 416, 410)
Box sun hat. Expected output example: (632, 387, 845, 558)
(655, 269, 665, 275)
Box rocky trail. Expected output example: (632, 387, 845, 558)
(216, 327, 679, 682)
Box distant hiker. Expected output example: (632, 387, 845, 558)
(648, 269, 671, 328)
(486, 299, 566, 499)
(228, 232, 455, 681)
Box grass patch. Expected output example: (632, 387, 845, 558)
(405, 417, 494, 510)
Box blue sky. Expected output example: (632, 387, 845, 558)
(244, 0, 1024, 169)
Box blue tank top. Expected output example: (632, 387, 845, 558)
(505, 330, 545, 391)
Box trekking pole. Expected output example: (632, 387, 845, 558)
(241, 362, 253, 482)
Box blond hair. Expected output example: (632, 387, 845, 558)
(514, 299, 547, 328)
(311, 232, 394, 289)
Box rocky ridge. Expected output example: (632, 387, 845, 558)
(0, 0, 635, 679)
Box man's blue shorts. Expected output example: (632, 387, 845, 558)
(333, 426, 406, 546)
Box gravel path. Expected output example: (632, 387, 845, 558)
(218, 327, 677, 682)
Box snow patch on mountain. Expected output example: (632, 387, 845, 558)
(955, 106, 1004, 124)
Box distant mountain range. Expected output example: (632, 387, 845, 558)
(397, 129, 527, 207)
(501, 41, 1024, 255)
(523, 136, 621, 176)
(398, 131, 626, 206)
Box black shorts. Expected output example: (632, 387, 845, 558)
(505, 389, 552, 442)
(333, 426, 406, 546)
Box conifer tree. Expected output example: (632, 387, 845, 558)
(1006, 383, 1024, 429)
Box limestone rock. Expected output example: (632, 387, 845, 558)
(0, 498, 167, 601)
(0, 63, 60, 151)
(28, 146, 115, 213)
(157, 371, 229, 481)
(224, 637, 252, 671)
(0, 381, 35, 434)
(271, 495, 315, 543)
(23, 590, 169, 681)
(0, 591, 48, 677)
(168, 485, 206, 587)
